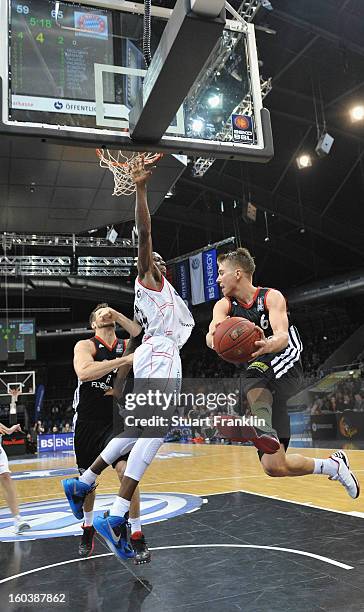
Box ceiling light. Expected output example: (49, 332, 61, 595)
(207, 93, 223, 109)
(191, 118, 205, 134)
(296, 154, 312, 169)
(350, 105, 364, 122)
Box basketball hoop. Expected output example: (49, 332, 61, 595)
(96, 150, 163, 196)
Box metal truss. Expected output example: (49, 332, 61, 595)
(77, 268, 131, 277)
(1, 266, 71, 276)
(0, 255, 71, 276)
(0, 255, 135, 277)
(1, 233, 136, 249)
(192, 76, 272, 177)
(77, 256, 135, 277)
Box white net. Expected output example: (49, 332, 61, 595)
(96, 150, 163, 196)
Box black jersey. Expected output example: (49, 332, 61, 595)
(73, 336, 126, 423)
(227, 287, 303, 378)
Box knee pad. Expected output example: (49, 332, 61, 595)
(142, 438, 164, 465)
(101, 437, 136, 465)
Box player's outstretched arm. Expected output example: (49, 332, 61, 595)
(74, 340, 134, 382)
(0, 423, 21, 435)
(130, 156, 162, 289)
(251, 289, 289, 358)
(206, 298, 230, 349)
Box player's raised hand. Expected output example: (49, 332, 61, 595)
(130, 155, 153, 186)
(100, 307, 118, 322)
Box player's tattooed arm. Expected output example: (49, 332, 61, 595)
(251, 289, 289, 358)
(130, 156, 161, 289)
(74, 340, 133, 382)
(206, 298, 230, 349)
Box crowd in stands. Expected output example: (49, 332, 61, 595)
(310, 376, 364, 415)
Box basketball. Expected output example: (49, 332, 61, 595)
(214, 317, 261, 364)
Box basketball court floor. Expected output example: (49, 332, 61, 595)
(1, 442, 364, 611)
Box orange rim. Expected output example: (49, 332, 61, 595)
(95, 149, 163, 167)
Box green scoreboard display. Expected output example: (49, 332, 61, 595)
(0, 319, 36, 361)
(9, 0, 117, 128)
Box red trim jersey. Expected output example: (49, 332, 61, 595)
(228, 287, 303, 378)
(134, 276, 195, 349)
(73, 336, 126, 423)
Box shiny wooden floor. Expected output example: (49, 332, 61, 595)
(2, 443, 363, 514)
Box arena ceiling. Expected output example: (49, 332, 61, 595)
(2, 0, 364, 332)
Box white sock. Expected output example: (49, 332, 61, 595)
(84, 510, 94, 527)
(79, 469, 97, 486)
(313, 458, 337, 477)
(111, 496, 130, 518)
(14, 514, 21, 525)
(129, 517, 141, 534)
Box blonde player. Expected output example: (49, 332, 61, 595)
(0, 422, 31, 534)
(63, 157, 195, 562)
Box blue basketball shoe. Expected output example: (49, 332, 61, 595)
(62, 477, 94, 520)
(94, 511, 135, 562)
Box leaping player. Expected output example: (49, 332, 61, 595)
(62, 156, 195, 562)
(206, 248, 359, 499)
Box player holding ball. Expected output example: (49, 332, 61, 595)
(206, 248, 360, 498)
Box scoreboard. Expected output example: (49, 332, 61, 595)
(9, 0, 130, 128)
(0, 319, 36, 361)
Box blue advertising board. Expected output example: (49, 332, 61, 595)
(202, 248, 219, 302)
(38, 433, 74, 453)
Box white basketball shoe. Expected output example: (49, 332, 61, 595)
(328, 450, 360, 499)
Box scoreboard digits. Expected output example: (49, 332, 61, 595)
(9, 0, 115, 126)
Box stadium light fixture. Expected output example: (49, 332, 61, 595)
(296, 154, 312, 169)
(350, 105, 364, 122)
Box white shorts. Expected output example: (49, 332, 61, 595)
(134, 336, 181, 380)
(0, 445, 10, 475)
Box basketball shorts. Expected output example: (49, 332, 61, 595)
(125, 336, 182, 437)
(0, 444, 10, 475)
(74, 420, 129, 474)
(240, 354, 303, 454)
(133, 335, 182, 380)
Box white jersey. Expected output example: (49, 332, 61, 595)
(134, 275, 194, 350)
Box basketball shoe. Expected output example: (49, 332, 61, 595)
(79, 524, 95, 557)
(328, 451, 360, 499)
(130, 531, 151, 565)
(240, 425, 280, 454)
(62, 477, 95, 520)
(94, 511, 134, 561)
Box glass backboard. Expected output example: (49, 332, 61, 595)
(0, 0, 273, 161)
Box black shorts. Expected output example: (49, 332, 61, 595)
(74, 420, 129, 473)
(240, 355, 303, 455)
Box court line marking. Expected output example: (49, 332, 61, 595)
(238, 488, 363, 518)
(0, 543, 353, 585)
